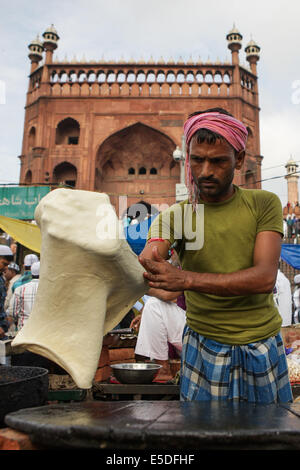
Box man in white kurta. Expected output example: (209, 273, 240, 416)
(134, 296, 186, 361)
(274, 269, 292, 327)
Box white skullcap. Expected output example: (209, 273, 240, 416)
(8, 262, 20, 272)
(31, 261, 40, 276)
(294, 274, 300, 284)
(24, 254, 39, 267)
(0, 245, 13, 256)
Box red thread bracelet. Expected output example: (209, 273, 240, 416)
(147, 238, 166, 244)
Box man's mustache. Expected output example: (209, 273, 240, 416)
(197, 177, 219, 184)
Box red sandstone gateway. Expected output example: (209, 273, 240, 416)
(21, 24, 261, 215)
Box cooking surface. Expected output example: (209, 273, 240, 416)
(5, 401, 300, 450)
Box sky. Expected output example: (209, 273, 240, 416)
(0, 0, 299, 207)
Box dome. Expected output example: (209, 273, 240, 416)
(44, 24, 59, 38)
(28, 34, 44, 60)
(226, 24, 243, 41)
(29, 35, 43, 49)
(286, 156, 298, 167)
(245, 39, 261, 56)
(42, 24, 60, 44)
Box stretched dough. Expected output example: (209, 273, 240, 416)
(12, 189, 148, 389)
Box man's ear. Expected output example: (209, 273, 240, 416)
(235, 150, 245, 170)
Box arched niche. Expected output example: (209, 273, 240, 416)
(146, 71, 156, 83)
(214, 71, 223, 83)
(52, 162, 77, 188)
(177, 70, 185, 83)
(126, 71, 136, 83)
(24, 170, 32, 185)
(246, 126, 254, 150)
(139, 167, 147, 175)
(204, 71, 213, 83)
(55, 118, 80, 145)
(28, 126, 36, 149)
(166, 71, 176, 83)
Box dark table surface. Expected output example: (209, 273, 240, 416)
(5, 401, 300, 450)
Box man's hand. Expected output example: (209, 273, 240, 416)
(0, 327, 6, 339)
(148, 287, 183, 302)
(139, 246, 187, 291)
(130, 314, 142, 332)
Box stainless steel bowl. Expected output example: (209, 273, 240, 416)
(111, 363, 162, 384)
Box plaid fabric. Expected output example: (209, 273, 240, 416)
(180, 325, 293, 403)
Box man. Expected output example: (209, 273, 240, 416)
(4, 263, 20, 309)
(12, 253, 39, 293)
(292, 274, 300, 324)
(0, 245, 14, 338)
(273, 267, 292, 327)
(131, 253, 186, 380)
(132, 295, 186, 380)
(4, 263, 21, 335)
(139, 107, 292, 403)
(12, 261, 40, 331)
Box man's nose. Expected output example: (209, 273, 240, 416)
(200, 160, 213, 178)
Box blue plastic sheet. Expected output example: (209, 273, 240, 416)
(281, 244, 300, 269)
(125, 214, 158, 255)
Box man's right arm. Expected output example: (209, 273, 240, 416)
(139, 240, 170, 263)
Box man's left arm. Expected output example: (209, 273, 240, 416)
(140, 231, 282, 296)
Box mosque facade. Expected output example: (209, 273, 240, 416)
(19, 25, 262, 215)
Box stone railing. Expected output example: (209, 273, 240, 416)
(27, 61, 257, 104)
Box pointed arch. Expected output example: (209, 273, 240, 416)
(94, 122, 179, 207)
(53, 161, 77, 187)
(55, 117, 80, 145)
(25, 170, 32, 185)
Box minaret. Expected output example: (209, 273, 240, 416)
(245, 39, 260, 76)
(226, 24, 243, 66)
(226, 24, 243, 115)
(42, 24, 59, 64)
(28, 35, 44, 74)
(41, 25, 59, 91)
(285, 156, 299, 205)
(245, 38, 260, 110)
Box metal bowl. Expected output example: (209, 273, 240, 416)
(111, 363, 162, 384)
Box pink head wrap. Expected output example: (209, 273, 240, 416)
(183, 112, 248, 209)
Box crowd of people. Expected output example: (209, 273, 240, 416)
(284, 213, 300, 240)
(0, 246, 40, 340)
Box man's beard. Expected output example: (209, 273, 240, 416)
(196, 175, 234, 198)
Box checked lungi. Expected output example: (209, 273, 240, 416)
(180, 325, 293, 403)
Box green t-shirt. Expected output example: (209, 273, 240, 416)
(148, 185, 283, 345)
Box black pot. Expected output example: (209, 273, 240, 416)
(0, 366, 49, 427)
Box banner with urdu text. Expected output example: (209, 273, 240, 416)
(0, 186, 50, 220)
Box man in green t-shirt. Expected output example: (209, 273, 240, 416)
(139, 108, 293, 403)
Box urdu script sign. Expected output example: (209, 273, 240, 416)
(0, 186, 50, 220)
